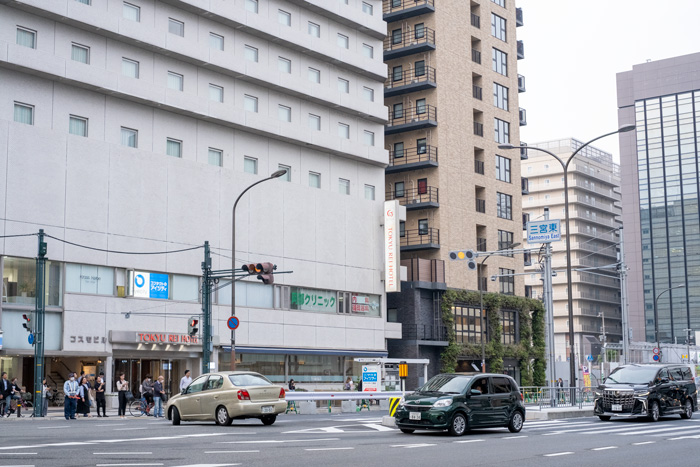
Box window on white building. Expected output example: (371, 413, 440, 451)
(166, 138, 182, 157)
(363, 130, 375, 146)
(308, 67, 320, 83)
(168, 18, 185, 37)
(209, 32, 224, 51)
(278, 10, 291, 26)
(244, 156, 258, 174)
(69, 115, 88, 137)
(339, 178, 350, 195)
(208, 148, 222, 167)
(338, 123, 350, 139)
(122, 58, 139, 78)
(278, 105, 291, 122)
(120, 127, 137, 147)
(308, 21, 320, 38)
(337, 33, 349, 49)
(16, 27, 36, 49)
(362, 87, 374, 102)
(337, 78, 349, 93)
(244, 95, 258, 112)
(364, 184, 375, 200)
(209, 84, 223, 103)
(245, 45, 258, 62)
(71, 43, 90, 64)
(309, 114, 321, 130)
(14, 102, 34, 125)
(245, 0, 258, 13)
(167, 72, 184, 91)
(122, 2, 140, 22)
(278, 57, 291, 73)
(309, 171, 321, 188)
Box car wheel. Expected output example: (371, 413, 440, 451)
(215, 406, 233, 426)
(171, 407, 181, 426)
(448, 412, 467, 436)
(680, 399, 693, 419)
(400, 428, 415, 434)
(508, 411, 524, 433)
(598, 415, 611, 421)
(648, 401, 660, 422)
(261, 415, 277, 426)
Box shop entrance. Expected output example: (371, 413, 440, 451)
(113, 359, 181, 397)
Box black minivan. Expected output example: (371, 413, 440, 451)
(394, 373, 525, 436)
(593, 363, 697, 422)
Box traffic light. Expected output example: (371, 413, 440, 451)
(188, 317, 199, 336)
(241, 263, 276, 284)
(22, 313, 32, 333)
(449, 250, 477, 270)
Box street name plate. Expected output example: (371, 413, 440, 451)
(527, 219, 562, 243)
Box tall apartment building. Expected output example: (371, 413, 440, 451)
(383, 0, 527, 380)
(617, 53, 700, 345)
(0, 0, 400, 396)
(522, 139, 622, 367)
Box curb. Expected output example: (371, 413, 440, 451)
(526, 409, 594, 420)
(381, 415, 396, 427)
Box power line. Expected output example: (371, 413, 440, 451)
(0, 233, 38, 239)
(44, 234, 203, 255)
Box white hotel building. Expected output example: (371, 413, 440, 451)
(0, 0, 399, 398)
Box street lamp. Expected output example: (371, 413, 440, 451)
(230, 169, 288, 370)
(499, 124, 635, 390)
(654, 284, 686, 359)
(478, 242, 520, 373)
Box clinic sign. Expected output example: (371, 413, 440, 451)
(384, 200, 400, 293)
(133, 271, 169, 299)
(526, 219, 562, 243)
(362, 364, 381, 392)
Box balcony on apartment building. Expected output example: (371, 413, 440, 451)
(518, 74, 526, 92)
(402, 324, 448, 343)
(387, 145, 438, 173)
(516, 7, 524, 27)
(471, 47, 482, 65)
(385, 66, 437, 98)
(520, 141, 528, 159)
(521, 177, 529, 194)
(474, 159, 485, 175)
(384, 0, 435, 22)
(386, 104, 438, 135)
(401, 228, 440, 251)
(519, 108, 527, 126)
(384, 27, 436, 61)
(476, 237, 487, 253)
(471, 12, 481, 29)
(475, 198, 486, 214)
(386, 186, 439, 210)
(517, 40, 525, 59)
(402, 257, 445, 283)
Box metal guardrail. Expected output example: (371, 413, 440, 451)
(285, 391, 403, 401)
(521, 386, 597, 410)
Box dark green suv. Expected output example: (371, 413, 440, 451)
(394, 373, 525, 436)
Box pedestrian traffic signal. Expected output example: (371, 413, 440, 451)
(241, 263, 276, 284)
(188, 317, 199, 336)
(22, 313, 32, 333)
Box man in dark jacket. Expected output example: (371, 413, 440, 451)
(0, 372, 11, 416)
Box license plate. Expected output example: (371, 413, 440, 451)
(409, 411, 421, 420)
(611, 404, 622, 412)
(261, 406, 274, 414)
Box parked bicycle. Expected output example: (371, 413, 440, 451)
(5, 393, 33, 418)
(128, 398, 154, 417)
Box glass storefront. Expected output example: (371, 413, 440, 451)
(113, 358, 181, 396)
(2, 257, 62, 307)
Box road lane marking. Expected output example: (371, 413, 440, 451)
(0, 453, 37, 455)
(172, 464, 240, 467)
(544, 452, 574, 457)
(305, 447, 355, 451)
(502, 435, 528, 439)
(218, 438, 340, 445)
(529, 422, 595, 430)
(632, 441, 655, 445)
(96, 424, 125, 427)
(38, 426, 69, 429)
(652, 429, 700, 437)
(93, 453, 152, 455)
(453, 440, 484, 443)
(591, 446, 617, 451)
(618, 426, 698, 436)
(0, 433, 229, 451)
(390, 444, 436, 449)
(114, 428, 147, 431)
(204, 451, 260, 454)
(668, 434, 700, 440)
(542, 424, 654, 435)
(95, 464, 164, 466)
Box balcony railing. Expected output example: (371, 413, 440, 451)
(517, 74, 526, 92)
(477, 238, 487, 252)
(384, 28, 436, 60)
(474, 159, 484, 175)
(388, 145, 438, 172)
(384, 0, 435, 22)
(471, 13, 481, 28)
(401, 258, 445, 283)
(517, 40, 524, 59)
(403, 324, 447, 342)
(401, 228, 440, 250)
(476, 198, 486, 213)
(519, 108, 527, 126)
(471, 48, 481, 64)
(386, 105, 438, 134)
(386, 186, 439, 209)
(520, 142, 528, 160)
(521, 177, 529, 194)
(478, 276, 488, 292)
(385, 66, 437, 97)
(516, 7, 524, 26)
(472, 84, 482, 100)
(473, 121, 483, 136)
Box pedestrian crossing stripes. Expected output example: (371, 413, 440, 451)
(522, 417, 700, 439)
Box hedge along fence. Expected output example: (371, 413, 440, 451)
(439, 289, 546, 387)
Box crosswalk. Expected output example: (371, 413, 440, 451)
(523, 417, 700, 438)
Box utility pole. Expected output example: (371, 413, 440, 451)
(201, 241, 212, 375)
(599, 311, 607, 379)
(618, 227, 630, 364)
(33, 229, 47, 417)
(542, 208, 556, 400)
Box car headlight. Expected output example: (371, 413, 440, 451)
(433, 398, 453, 408)
(594, 389, 602, 397)
(398, 399, 406, 408)
(634, 390, 649, 397)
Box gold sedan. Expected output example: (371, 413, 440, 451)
(166, 371, 287, 426)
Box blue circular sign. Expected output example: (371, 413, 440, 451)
(653, 354, 660, 362)
(135, 274, 145, 287)
(28, 334, 34, 345)
(227, 316, 240, 330)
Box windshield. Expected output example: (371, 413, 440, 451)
(228, 374, 272, 387)
(605, 366, 658, 385)
(419, 375, 472, 394)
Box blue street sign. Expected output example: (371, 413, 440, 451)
(653, 354, 660, 362)
(28, 333, 34, 345)
(586, 355, 593, 362)
(526, 219, 562, 243)
(227, 316, 240, 330)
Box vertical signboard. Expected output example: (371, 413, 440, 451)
(384, 200, 400, 293)
(362, 364, 381, 392)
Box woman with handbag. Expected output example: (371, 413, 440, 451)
(77, 376, 91, 417)
(116, 373, 129, 419)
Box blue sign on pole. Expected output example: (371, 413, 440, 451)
(526, 219, 562, 243)
(227, 316, 240, 330)
(28, 333, 34, 345)
(586, 355, 593, 362)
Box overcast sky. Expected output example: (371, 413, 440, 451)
(517, 0, 700, 159)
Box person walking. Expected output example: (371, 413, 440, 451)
(116, 373, 129, 419)
(95, 375, 107, 417)
(179, 370, 192, 393)
(42, 379, 50, 417)
(77, 376, 91, 417)
(0, 372, 10, 416)
(153, 375, 165, 418)
(63, 373, 80, 420)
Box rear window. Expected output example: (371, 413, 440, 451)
(229, 373, 273, 387)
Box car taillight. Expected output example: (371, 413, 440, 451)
(279, 388, 286, 399)
(519, 392, 523, 401)
(237, 389, 251, 401)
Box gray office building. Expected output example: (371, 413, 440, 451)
(617, 52, 700, 345)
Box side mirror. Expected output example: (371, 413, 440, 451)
(181, 389, 186, 395)
(470, 389, 482, 396)
(660, 377, 670, 384)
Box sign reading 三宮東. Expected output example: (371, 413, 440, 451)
(526, 219, 562, 243)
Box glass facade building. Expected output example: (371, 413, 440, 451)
(635, 91, 700, 342)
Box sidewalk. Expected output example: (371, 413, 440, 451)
(0, 405, 138, 421)
(525, 406, 594, 420)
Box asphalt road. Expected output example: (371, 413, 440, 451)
(2, 410, 700, 467)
